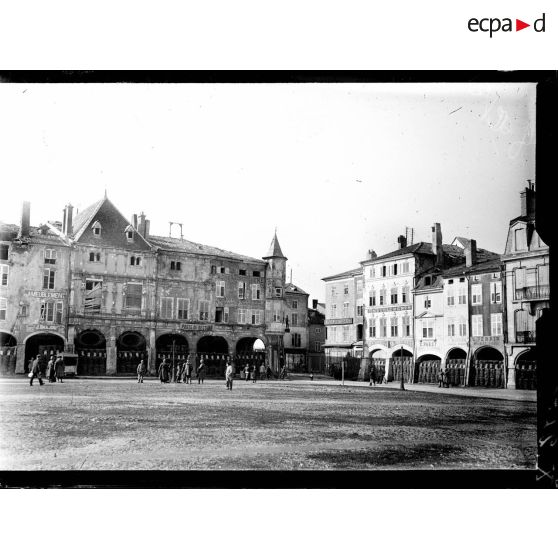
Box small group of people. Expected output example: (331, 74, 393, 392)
(148, 356, 205, 384)
(28, 354, 65, 386)
(438, 369, 450, 388)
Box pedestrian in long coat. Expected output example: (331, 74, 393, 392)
(244, 364, 250, 382)
(158, 358, 170, 383)
(197, 359, 206, 384)
(259, 363, 266, 381)
(46, 356, 55, 383)
(250, 364, 257, 383)
(29, 355, 44, 386)
(54, 355, 65, 382)
(183, 356, 192, 384)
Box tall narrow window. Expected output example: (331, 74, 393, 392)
(390, 317, 398, 337)
(390, 287, 398, 305)
(447, 318, 455, 337)
(447, 288, 455, 306)
(238, 282, 246, 299)
(471, 284, 482, 305)
(125, 283, 142, 309)
(238, 308, 247, 324)
(402, 315, 411, 337)
(199, 301, 209, 321)
(84, 280, 102, 313)
(160, 297, 174, 319)
(490, 282, 502, 304)
(402, 286, 410, 304)
(177, 298, 189, 320)
(491, 313, 503, 336)
(0, 265, 9, 287)
(291, 313, 298, 326)
(216, 280, 225, 297)
(0, 245, 8, 260)
(43, 269, 55, 290)
(472, 315, 483, 337)
(0, 298, 7, 320)
(251, 284, 261, 300)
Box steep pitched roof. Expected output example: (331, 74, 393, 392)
(264, 233, 286, 259)
(71, 198, 106, 240)
(148, 235, 265, 264)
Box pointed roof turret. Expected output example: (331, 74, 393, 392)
(263, 231, 287, 260)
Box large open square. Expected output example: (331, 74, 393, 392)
(0, 377, 536, 470)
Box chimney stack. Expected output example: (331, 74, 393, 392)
(63, 204, 73, 235)
(132, 213, 138, 230)
(397, 235, 407, 249)
(145, 219, 151, 237)
(312, 299, 318, 310)
(368, 249, 377, 260)
(520, 180, 536, 220)
(465, 239, 477, 267)
(431, 223, 443, 265)
(139, 212, 146, 236)
(19, 201, 31, 238)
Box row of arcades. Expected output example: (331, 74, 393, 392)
(0, 330, 268, 378)
(364, 346, 537, 390)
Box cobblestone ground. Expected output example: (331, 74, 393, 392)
(0, 378, 536, 470)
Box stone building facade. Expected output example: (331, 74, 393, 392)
(283, 283, 310, 372)
(0, 197, 304, 377)
(307, 299, 326, 373)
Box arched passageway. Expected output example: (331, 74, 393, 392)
(236, 337, 266, 376)
(390, 348, 413, 383)
(445, 348, 467, 386)
(516, 349, 536, 390)
(0, 333, 17, 375)
(117, 331, 147, 375)
(470, 347, 505, 388)
(75, 329, 107, 375)
(365, 348, 388, 383)
(414, 354, 441, 384)
(24, 333, 65, 376)
(197, 336, 229, 377)
(156, 334, 189, 377)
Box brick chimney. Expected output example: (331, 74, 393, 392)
(465, 239, 477, 267)
(132, 213, 138, 230)
(144, 219, 151, 237)
(398, 235, 407, 249)
(368, 249, 377, 260)
(63, 204, 73, 235)
(139, 212, 146, 236)
(431, 223, 443, 265)
(312, 299, 318, 310)
(520, 180, 536, 220)
(19, 201, 31, 238)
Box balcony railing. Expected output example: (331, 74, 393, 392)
(516, 331, 536, 344)
(514, 285, 550, 301)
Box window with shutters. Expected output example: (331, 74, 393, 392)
(160, 297, 174, 319)
(0, 264, 9, 287)
(424, 296, 431, 309)
(369, 320, 376, 338)
(490, 282, 502, 304)
(251, 309, 262, 325)
(390, 287, 398, 304)
(447, 288, 455, 306)
(381, 265, 387, 277)
(458, 318, 467, 337)
(472, 315, 483, 337)
(177, 298, 189, 320)
(458, 285, 467, 304)
(331, 304, 337, 318)
(238, 308, 247, 324)
(401, 261, 410, 274)
(369, 291, 376, 306)
(447, 318, 455, 337)
(199, 300, 209, 321)
(402, 286, 409, 304)
(357, 305, 363, 316)
(238, 282, 246, 299)
(390, 317, 398, 337)
(44, 249, 57, 264)
(40, 301, 63, 324)
(292, 300, 298, 309)
(491, 313, 503, 336)
(216, 280, 226, 297)
(380, 318, 387, 338)
(471, 284, 482, 305)
(0, 298, 6, 320)
(422, 319, 434, 338)
(85, 280, 102, 313)
(402, 315, 411, 337)
(291, 313, 298, 326)
(379, 289, 386, 306)
(292, 333, 302, 347)
(125, 283, 142, 309)
(343, 283, 349, 295)
(251, 284, 261, 300)
(342, 302, 349, 317)
(43, 269, 55, 290)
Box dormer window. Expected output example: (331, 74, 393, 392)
(424, 276, 431, 286)
(125, 225, 134, 242)
(92, 221, 102, 236)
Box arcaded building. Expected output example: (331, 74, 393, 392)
(0, 196, 301, 377)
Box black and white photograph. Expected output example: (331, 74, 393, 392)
(0, 75, 552, 486)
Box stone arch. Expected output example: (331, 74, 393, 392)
(515, 348, 536, 390)
(24, 332, 65, 374)
(75, 329, 107, 375)
(116, 331, 147, 375)
(156, 333, 189, 375)
(444, 347, 467, 386)
(414, 353, 442, 384)
(235, 336, 267, 374)
(470, 346, 505, 388)
(197, 335, 229, 377)
(0, 332, 18, 376)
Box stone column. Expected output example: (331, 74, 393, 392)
(148, 327, 156, 376)
(15, 343, 26, 375)
(106, 327, 117, 375)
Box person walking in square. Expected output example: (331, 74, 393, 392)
(250, 364, 257, 383)
(266, 365, 272, 380)
(197, 359, 206, 384)
(46, 356, 55, 383)
(54, 354, 65, 383)
(225, 359, 234, 390)
(184, 356, 192, 384)
(29, 355, 44, 386)
(259, 362, 266, 381)
(137, 359, 146, 383)
(244, 364, 250, 382)
(158, 358, 169, 383)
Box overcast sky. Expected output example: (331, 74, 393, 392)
(0, 82, 535, 301)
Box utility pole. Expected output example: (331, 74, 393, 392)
(399, 345, 405, 390)
(342, 359, 345, 386)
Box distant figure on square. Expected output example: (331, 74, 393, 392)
(183, 356, 192, 384)
(158, 358, 170, 383)
(225, 359, 234, 390)
(55, 354, 65, 383)
(29, 355, 44, 386)
(369, 364, 377, 386)
(137, 359, 146, 383)
(250, 364, 256, 383)
(46, 356, 55, 383)
(259, 362, 266, 381)
(197, 359, 206, 384)
(243, 364, 250, 382)
(266, 365, 272, 380)
(438, 368, 449, 388)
